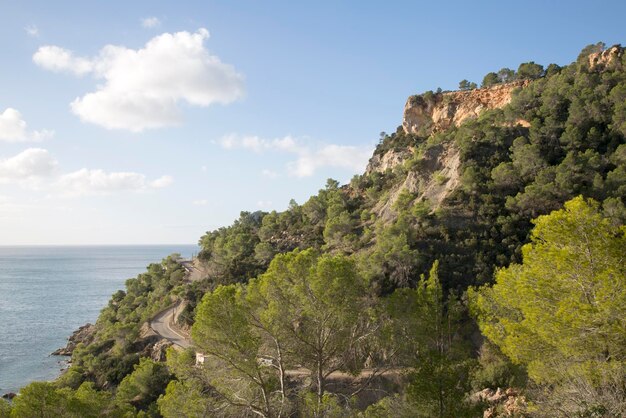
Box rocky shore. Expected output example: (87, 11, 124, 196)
(51, 323, 96, 356)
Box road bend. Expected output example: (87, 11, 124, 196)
(150, 303, 192, 349)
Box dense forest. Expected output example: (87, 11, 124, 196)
(1, 43, 625, 417)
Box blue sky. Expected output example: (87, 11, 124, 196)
(0, 0, 624, 245)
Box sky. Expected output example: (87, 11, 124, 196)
(0, 0, 624, 245)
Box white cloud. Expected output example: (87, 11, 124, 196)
(0, 148, 58, 182)
(288, 144, 373, 177)
(220, 134, 298, 153)
(193, 199, 208, 206)
(33, 46, 94, 76)
(219, 134, 373, 177)
(55, 169, 173, 196)
(0, 108, 54, 142)
(150, 175, 173, 188)
(25, 24, 39, 37)
(0, 148, 172, 197)
(141, 17, 161, 28)
(33, 28, 245, 132)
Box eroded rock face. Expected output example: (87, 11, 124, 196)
(588, 45, 623, 70)
(52, 323, 96, 356)
(402, 80, 529, 135)
(365, 148, 413, 174)
(371, 142, 461, 221)
(470, 388, 528, 418)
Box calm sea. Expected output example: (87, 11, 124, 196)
(0, 245, 198, 395)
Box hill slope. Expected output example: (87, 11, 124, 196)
(4, 42, 625, 418)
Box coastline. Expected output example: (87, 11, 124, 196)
(0, 245, 198, 397)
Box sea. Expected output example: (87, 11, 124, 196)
(0, 245, 198, 395)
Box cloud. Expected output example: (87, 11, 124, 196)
(193, 199, 208, 206)
(0, 148, 58, 182)
(0, 108, 54, 142)
(25, 24, 39, 37)
(219, 134, 298, 153)
(33, 46, 94, 76)
(150, 175, 173, 188)
(33, 28, 244, 132)
(288, 144, 373, 177)
(219, 134, 373, 177)
(141, 17, 161, 28)
(0, 148, 172, 196)
(55, 169, 173, 196)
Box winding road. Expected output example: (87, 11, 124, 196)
(150, 303, 192, 349)
(149, 258, 207, 348)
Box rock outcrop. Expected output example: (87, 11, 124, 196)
(588, 45, 623, 70)
(470, 388, 528, 417)
(370, 142, 461, 221)
(402, 80, 529, 135)
(52, 323, 96, 356)
(365, 148, 413, 174)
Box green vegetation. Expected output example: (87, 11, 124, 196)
(471, 197, 626, 416)
(3, 43, 625, 417)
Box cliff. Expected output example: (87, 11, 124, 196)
(588, 44, 623, 69)
(365, 81, 533, 217)
(402, 80, 529, 135)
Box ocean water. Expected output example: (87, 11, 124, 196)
(0, 245, 198, 395)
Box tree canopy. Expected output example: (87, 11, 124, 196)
(471, 196, 626, 415)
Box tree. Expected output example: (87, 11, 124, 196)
(8, 381, 121, 418)
(192, 249, 383, 416)
(497, 67, 516, 83)
(0, 400, 10, 418)
(386, 262, 477, 417)
(192, 284, 286, 418)
(116, 358, 172, 411)
(471, 197, 626, 416)
(481, 72, 500, 87)
(517, 61, 544, 80)
(9, 382, 67, 418)
(459, 80, 470, 90)
(252, 249, 379, 405)
(577, 42, 606, 63)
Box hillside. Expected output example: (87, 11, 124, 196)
(2, 42, 625, 418)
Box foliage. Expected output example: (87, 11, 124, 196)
(116, 358, 172, 411)
(0, 400, 9, 418)
(481, 72, 500, 87)
(67, 255, 186, 389)
(516, 61, 544, 79)
(471, 196, 626, 416)
(8, 381, 126, 418)
(9, 42, 626, 417)
(386, 262, 478, 417)
(190, 249, 385, 416)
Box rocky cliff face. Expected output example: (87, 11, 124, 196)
(365, 148, 413, 174)
(366, 80, 533, 219)
(588, 45, 623, 70)
(371, 142, 461, 221)
(402, 80, 529, 135)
